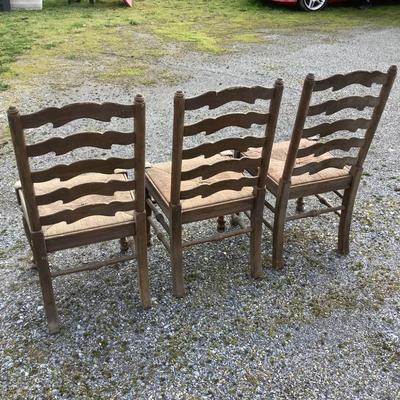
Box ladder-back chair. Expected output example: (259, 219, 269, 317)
(145, 81, 283, 297)
(245, 66, 397, 268)
(8, 95, 150, 333)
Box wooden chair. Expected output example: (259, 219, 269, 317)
(145, 81, 283, 297)
(244, 66, 397, 269)
(8, 95, 151, 333)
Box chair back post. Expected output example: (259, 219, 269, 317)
(7, 106, 41, 232)
(355, 64, 397, 170)
(170, 90, 185, 206)
(258, 78, 284, 189)
(281, 73, 315, 183)
(134, 94, 146, 213)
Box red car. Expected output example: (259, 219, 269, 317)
(272, 0, 348, 11)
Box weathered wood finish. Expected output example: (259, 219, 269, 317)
(27, 131, 135, 157)
(31, 157, 136, 183)
(20, 102, 134, 129)
(39, 200, 136, 226)
(291, 156, 357, 176)
(8, 95, 151, 333)
(302, 118, 370, 139)
(313, 70, 388, 92)
(185, 86, 274, 110)
(35, 179, 136, 205)
(183, 112, 269, 136)
(259, 66, 397, 269)
(296, 137, 364, 158)
(146, 81, 284, 296)
(307, 95, 379, 116)
(181, 136, 265, 160)
(180, 176, 259, 200)
(180, 157, 259, 181)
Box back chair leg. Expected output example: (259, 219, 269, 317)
(31, 231, 59, 334)
(272, 186, 290, 270)
(338, 172, 362, 255)
(250, 217, 263, 279)
(170, 206, 185, 298)
(134, 212, 151, 309)
(250, 191, 265, 278)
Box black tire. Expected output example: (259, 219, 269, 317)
(299, 0, 327, 11)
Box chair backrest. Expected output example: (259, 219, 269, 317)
(170, 81, 284, 205)
(8, 95, 146, 232)
(280, 65, 397, 182)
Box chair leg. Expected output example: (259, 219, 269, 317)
(31, 231, 59, 334)
(217, 216, 226, 232)
(338, 171, 362, 255)
(272, 185, 289, 270)
(119, 237, 129, 253)
(170, 206, 185, 298)
(296, 197, 305, 212)
(134, 212, 151, 309)
(250, 204, 264, 279)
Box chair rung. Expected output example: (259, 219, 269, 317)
(146, 198, 170, 234)
(286, 205, 343, 221)
(264, 200, 275, 213)
(182, 227, 252, 248)
(147, 216, 171, 253)
(51, 254, 135, 278)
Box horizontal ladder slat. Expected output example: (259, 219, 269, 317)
(182, 136, 265, 160)
(27, 131, 135, 157)
(185, 86, 274, 111)
(297, 137, 364, 158)
(313, 70, 387, 92)
(31, 157, 136, 183)
(181, 157, 259, 181)
(307, 96, 379, 117)
(20, 102, 134, 129)
(180, 176, 257, 200)
(292, 157, 356, 176)
(36, 179, 136, 205)
(40, 200, 136, 225)
(184, 112, 269, 137)
(302, 118, 371, 139)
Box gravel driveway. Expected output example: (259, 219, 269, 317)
(0, 27, 399, 399)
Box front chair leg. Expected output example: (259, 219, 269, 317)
(134, 212, 151, 309)
(119, 237, 129, 253)
(217, 216, 226, 232)
(170, 206, 185, 298)
(296, 197, 305, 213)
(31, 231, 59, 334)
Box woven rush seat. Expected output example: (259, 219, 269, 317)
(17, 172, 135, 238)
(245, 139, 350, 187)
(146, 154, 254, 211)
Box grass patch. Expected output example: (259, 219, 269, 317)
(0, 0, 399, 91)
